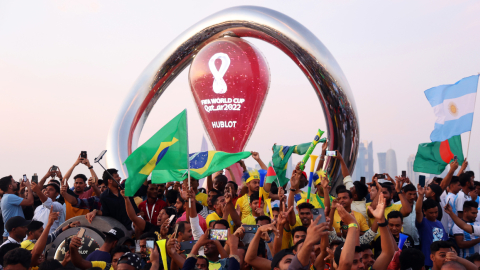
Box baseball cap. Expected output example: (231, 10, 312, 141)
(271, 249, 294, 269)
(118, 252, 142, 270)
(5, 216, 31, 232)
(27, 220, 44, 232)
(103, 227, 125, 240)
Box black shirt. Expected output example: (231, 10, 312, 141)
(373, 233, 414, 258)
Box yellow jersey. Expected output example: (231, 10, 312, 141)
(206, 212, 235, 233)
(296, 192, 335, 209)
(196, 192, 208, 207)
(235, 193, 268, 220)
(333, 210, 370, 233)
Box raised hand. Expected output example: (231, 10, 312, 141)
(444, 203, 453, 215)
(331, 199, 339, 210)
(233, 226, 246, 239)
(278, 187, 285, 203)
(226, 230, 239, 249)
(277, 206, 293, 227)
(321, 141, 328, 152)
(55, 168, 63, 180)
(368, 192, 386, 221)
(336, 204, 357, 225)
(166, 237, 179, 256)
(60, 185, 68, 196)
(258, 221, 278, 235)
(48, 206, 60, 226)
(417, 184, 425, 197)
(450, 160, 459, 172)
(321, 175, 329, 189)
(120, 190, 127, 198)
(251, 151, 260, 161)
(306, 215, 331, 243)
(85, 210, 96, 224)
(445, 250, 458, 262)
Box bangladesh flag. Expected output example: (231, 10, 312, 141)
(413, 135, 464, 175)
(265, 163, 277, 184)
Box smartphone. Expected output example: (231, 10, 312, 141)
(209, 229, 228, 241)
(419, 175, 426, 187)
(454, 155, 458, 162)
(135, 240, 141, 253)
(360, 177, 366, 184)
(375, 174, 385, 179)
(180, 240, 197, 251)
(326, 151, 336, 157)
(76, 228, 86, 238)
(64, 237, 71, 253)
(312, 208, 327, 225)
(32, 173, 38, 184)
(242, 225, 258, 233)
(23, 174, 27, 182)
(95, 150, 107, 163)
(81, 151, 87, 159)
(146, 240, 154, 255)
(402, 171, 406, 178)
(167, 215, 175, 226)
(51, 165, 58, 172)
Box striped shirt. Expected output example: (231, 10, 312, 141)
(453, 221, 480, 258)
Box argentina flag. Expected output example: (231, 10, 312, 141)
(424, 75, 479, 142)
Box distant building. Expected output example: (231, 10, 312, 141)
(407, 154, 419, 186)
(386, 149, 398, 177)
(378, 153, 386, 174)
(353, 141, 374, 182)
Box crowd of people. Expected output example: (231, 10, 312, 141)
(1, 143, 480, 270)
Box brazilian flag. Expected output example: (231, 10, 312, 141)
(152, 151, 251, 183)
(124, 110, 188, 196)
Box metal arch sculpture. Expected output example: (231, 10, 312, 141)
(106, 5, 360, 191)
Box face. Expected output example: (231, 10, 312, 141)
(250, 200, 264, 213)
(293, 231, 306, 245)
(99, 183, 107, 193)
(147, 184, 158, 199)
(139, 239, 147, 257)
(12, 226, 28, 239)
(4, 264, 28, 270)
(203, 241, 217, 256)
(214, 196, 226, 211)
(207, 191, 219, 207)
(352, 252, 365, 270)
(405, 190, 417, 203)
(247, 179, 260, 193)
(424, 206, 439, 221)
(315, 184, 324, 195)
(337, 192, 353, 208)
(430, 248, 452, 269)
(425, 186, 434, 199)
(275, 254, 294, 270)
(257, 219, 270, 226)
(464, 207, 478, 223)
(175, 198, 184, 212)
(213, 177, 227, 191)
(109, 173, 122, 188)
(45, 186, 58, 200)
(370, 185, 377, 198)
(10, 178, 19, 192)
(30, 227, 44, 239)
(180, 223, 193, 241)
(195, 258, 208, 270)
(450, 182, 462, 194)
(157, 184, 166, 197)
(225, 182, 237, 195)
(361, 249, 375, 268)
(272, 210, 279, 222)
(381, 187, 392, 202)
(387, 217, 403, 236)
(298, 209, 313, 227)
(157, 209, 169, 226)
(475, 185, 480, 195)
(74, 178, 86, 193)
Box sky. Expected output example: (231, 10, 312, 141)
(1, 0, 480, 183)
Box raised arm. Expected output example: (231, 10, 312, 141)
(87, 177, 102, 198)
(337, 205, 359, 270)
(395, 177, 412, 217)
(19, 178, 34, 206)
(39, 167, 55, 188)
(251, 152, 267, 170)
(445, 204, 473, 233)
(416, 184, 425, 223)
(63, 156, 83, 186)
(31, 182, 48, 204)
(206, 175, 214, 194)
(245, 223, 277, 269)
(441, 161, 459, 190)
(120, 190, 146, 232)
(458, 159, 468, 176)
(367, 178, 382, 217)
(31, 207, 58, 266)
(60, 185, 78, 205)
(370, 193, 395, 270)
(69, 236, 93, 270)
(316, 141, 328, 171)
(287, 166, 302, 226)
(224, 189, 242, 227)
(322, 176, 331, 216)
(335, 151, 350, 178)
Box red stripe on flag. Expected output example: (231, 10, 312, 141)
(439, 140, 454, 164)
(266, 166, 276, 177)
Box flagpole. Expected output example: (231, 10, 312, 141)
(465, 74, 480, 159)
(186, 109, 191, 209)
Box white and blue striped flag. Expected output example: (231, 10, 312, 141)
(425, 75, 479, 142)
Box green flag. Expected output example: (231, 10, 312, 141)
(272, 139, 326, 186)
(413, 135, 464, 175)
(124, 110, 188, 196)
(152, 151, 251, 183)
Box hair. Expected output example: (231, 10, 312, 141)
(39, 258, 63, 270)
(359, 244, 372, 252)
(403, 184, 416, 193)
(213, 219, 229, 229)
(177, 221, 190, 235)
(139, 232, 157, 240)
(208, 188, 221, 196)
(211, 195, 222, 206)
(466, 253, 480, 263)
(334, 243, 362, 265)
(110, 245, 131, 258)
(463, 201, 479, 212)
(423, 198, 439, 212)
(442, 261, 467, 270)
(335, 184, 346, 194)
(105, 233, 121, 244)
(433, 177, 442, 185)
(297, 203, 315, 210)
(380, 183, 393, 194)
(474, 181, 480, 188)
(0, 176, 12, 192)
(329, 240, 343, 249)
(466, 171, 475, 178)
(3, 248, 31, 269)
(196, 256, 209, 269)
(459, 173, 471, 187)
(430, 241, 453, 254)
(337, 189, 353, 199)
(226, 181, 238, 191)
(102, 169, 118, 182)
(399, 248, 425, 270)
(177, 194, 185, 204)
(255, 216, 271, 224)
(292, 226, 307, 238)
(214, 175, 228, 184)
(73, 174, 87, 183)
(250, 192, 260, 203)
(272, 207, 280, 213)
(166, 190, 180, 205)
(450, 176, 460, 186)
(387, 211, 404, 222)
(353, 181, 368, 200)
(198, 188, 207, 194)
(0, 243, 20, 266)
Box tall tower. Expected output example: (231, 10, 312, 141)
(407, 154, 419, 185)
(378, 153, 386, 174)
(367, 142, 374, 180)
(353, 143, 367, 182)
(386, 149, 398, 177)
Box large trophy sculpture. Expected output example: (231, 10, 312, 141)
(106, 6, 359, 192)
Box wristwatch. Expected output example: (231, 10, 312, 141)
(88, 166, 93, 169)
(378, 220, 388, 227)
(290, 188, 297, 192)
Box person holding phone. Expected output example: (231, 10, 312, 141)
(86, 227, 125, 263)
(0, 175, 34, 240)
(30, 179, 65, 234)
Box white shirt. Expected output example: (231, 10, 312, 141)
(444, 192, 459, 235)
(343, 175, 369, 224)
(455, 190, 471, 213)
(32, 198, 66, 234)
(453, 221, 480, 258)
(189, 215, 205, 256)
(0, 236, 20, 248)
(395, 200, 419, 245)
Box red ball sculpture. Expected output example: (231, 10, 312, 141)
(189, 37, 270, 153)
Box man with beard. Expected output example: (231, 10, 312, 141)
(236, 170, 262, 220)
(367, 180, 412, 225)
(156, 183, 166, 202)
(0, 176, 33, 240)
(395, 183, 420, 247)
(453, 201, 480, 258)
(456, 173, 476, 219)
(138, 182, 167, 224)
(373, 211, 414, 258)
(332, 189, 369, 235)
(205, 194, 239, 232)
